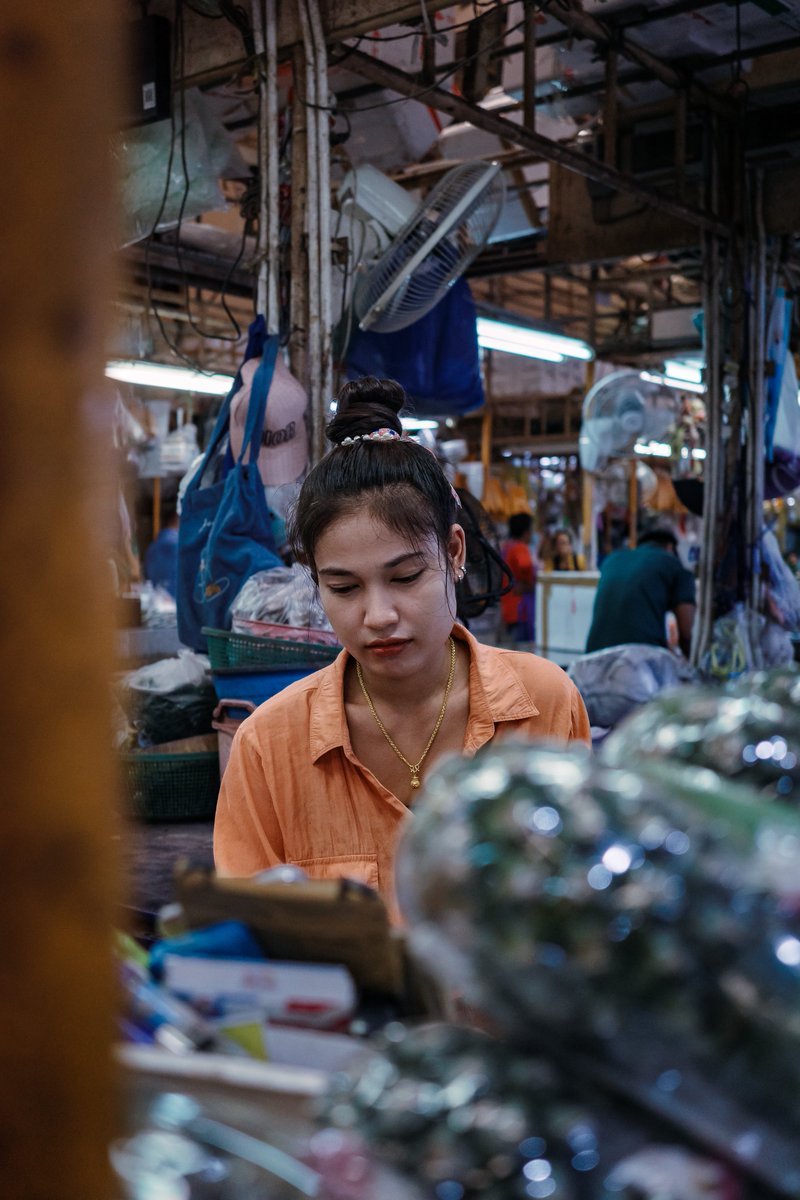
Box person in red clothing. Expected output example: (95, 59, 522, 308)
(501, 511, 536, 642)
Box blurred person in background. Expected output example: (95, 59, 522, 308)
(501, 511, 536, 643)
(144, 500, 179, 598)
(586, 528, 696, 657)
(541, 528, 586, 572)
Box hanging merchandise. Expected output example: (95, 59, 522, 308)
(176, 319, 282, 652)
(602, 673, 800, 806)
(229, 346, 310, 531)
(765, 342, 800, 499)
(395, 740, 800, 1195)
(345, 278, 485, 417)
(764, 289, 793, 463)
(113, 87, 247, 248)
(761, 527, 800, 628)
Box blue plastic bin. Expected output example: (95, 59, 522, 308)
(211, 663, 321, 708)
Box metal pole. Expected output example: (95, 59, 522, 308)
(297, 0, 322, 462)
(747, 169, 767, 611)
(252, 0, 266, 317)
(265, 0, 280, 331)
(692, 232, 722, 666)
(307, 0, 333, 457)
(289, 45, 309, 389)
(523, 4, 537, 132)
(582, 360, 596, 568)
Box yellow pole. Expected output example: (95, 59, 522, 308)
(480, 349, 494, 502)
(581, 361, 596, 566)
(628, 458, 639, 547)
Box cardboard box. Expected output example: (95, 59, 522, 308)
(175, 866, 444, 1017)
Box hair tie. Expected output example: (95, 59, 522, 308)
(337, 426, 462, 508)
(339, 428, 401, 445)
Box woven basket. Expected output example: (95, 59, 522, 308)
(203, 627, 340, 671)
(122, 735, 220, 822)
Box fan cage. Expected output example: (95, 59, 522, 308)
(354, 161, 505, 334)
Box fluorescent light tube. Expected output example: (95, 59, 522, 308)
(634, 440, 672, 457)
(663, 359, 703, 386)
(640, 369, 705, 395)
(476, 317, 593, 362)
(401, 417, 439, 431)
(106, 361, 235, 396)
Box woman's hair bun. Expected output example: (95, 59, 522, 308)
(326, 376, 406, 445)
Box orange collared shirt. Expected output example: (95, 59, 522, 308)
(213, 625, 590, 918)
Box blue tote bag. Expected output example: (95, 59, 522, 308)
(177, 328, 282, 651)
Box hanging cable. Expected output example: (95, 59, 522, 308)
(171, 0, 243, 342)
(307, 0, 333, 424)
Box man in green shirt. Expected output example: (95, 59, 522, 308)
(586, 529, 696, 657)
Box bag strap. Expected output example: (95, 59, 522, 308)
(182, 316, 272, 498)
(236, 335, 279, 466)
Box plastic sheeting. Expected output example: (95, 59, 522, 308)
(113, 88, 246, 248)
(568, 643, 697, 730)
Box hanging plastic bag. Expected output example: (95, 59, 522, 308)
(117, 650, 217, 745)
(231, 564, 333, 632)
(762, 528, 800, 629)
(176, 319, 282, 651)
(568, 643, 696, 729)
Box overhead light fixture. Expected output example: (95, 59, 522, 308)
(476, 317, 594, 363)
(324, 404, 437, 431)
(634, 440, 672, 458)
(401, 417, 439, 431)
(640, 369, 705, 395)
(663, 358, 704, 387)
(105, 361, 235, 396)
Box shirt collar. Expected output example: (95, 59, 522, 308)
(309, 624, 538, 763)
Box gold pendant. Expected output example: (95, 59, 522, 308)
(410, 776, 421, 789)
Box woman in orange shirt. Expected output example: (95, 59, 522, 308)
(214, 377, 590, 918)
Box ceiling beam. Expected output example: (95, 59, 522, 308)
(342, 47, 728, 236)
(170, 0, 454, 88)
(535, 0, 734, 119)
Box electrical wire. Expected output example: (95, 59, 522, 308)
(143, 19, 202, 370)
(325, 13, 529, 115)
(171, 0, 244, 342)
(143, 0, 245, 368)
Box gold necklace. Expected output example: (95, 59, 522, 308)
(356, 637, 456, 791)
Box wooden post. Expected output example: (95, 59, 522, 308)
(581, 360, 596, 567)
(153, 474, 162, 539)
(481, 350, 494, 503)
(627, 458, 639, 547)
(0, 2, 120, 1196)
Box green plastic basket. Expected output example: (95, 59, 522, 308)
(121, 750, 221, 822)
(203, 627, 340, 671)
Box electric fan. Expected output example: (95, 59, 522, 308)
(339, 161, 505, 335)
(579, 370, 680, 474)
